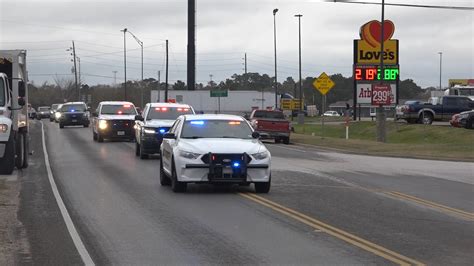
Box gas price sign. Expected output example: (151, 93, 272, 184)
(354, 66, 399, 81)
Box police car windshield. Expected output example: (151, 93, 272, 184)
(101, 104, 137, 115)
(147, 107, 193, 120)
(181, 120, 253, 139)
(60, 104, 86, 112)
(0, 81, 4, 106)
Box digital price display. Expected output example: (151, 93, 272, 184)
(354, 66, 399, 81)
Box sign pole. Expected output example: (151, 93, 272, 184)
(321, 94, 325, 139)
(218, 95, 221, 113)
(376, 0, 387, 143)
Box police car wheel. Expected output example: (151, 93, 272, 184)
(171, 161, 186, 192)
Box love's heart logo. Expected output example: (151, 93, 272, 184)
(359, 20, 395, 48)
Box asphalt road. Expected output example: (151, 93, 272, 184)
(20, 119, 474, 265)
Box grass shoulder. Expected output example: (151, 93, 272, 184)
(291, 121, 474, 161)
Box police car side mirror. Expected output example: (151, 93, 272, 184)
(163, 132, 176, 139)
(135, 115, 144, 121)
(252, 131, 260, 139)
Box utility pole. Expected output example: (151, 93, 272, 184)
(187, 0, 196, 91)
(243, 53, 247, 74)
(376, 0, 386, 143)
(125, 30, 144, 106)
(165, 40, 169, 102)
(157, 70, 161, 102)
(273, 8, 279, 109)
(121, 28, 127, 101)
(71, 41, 79, 101)
(438, 52, 443, 90)
(295, 14, 304, 125)
(113, 71, 117, 86)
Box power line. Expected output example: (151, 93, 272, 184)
(328, 0, 474, 10)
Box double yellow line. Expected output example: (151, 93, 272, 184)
(239, 192, 425, 266)
(385, 191, 474, 221)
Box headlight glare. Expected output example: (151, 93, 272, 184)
(179, 150, 201, 159)
(98, 120, 108, 130)
(252, 151, 268, 160)
(55, 112, 62, 119)
(0, 124, 8, 133)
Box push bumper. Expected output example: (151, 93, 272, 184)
(140, 137, 162, 154)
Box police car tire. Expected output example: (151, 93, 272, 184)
(98, 133, 104, 143)
(255, 175, 271, 193)
(159, 159, 171, 186)
(139, 144, 148, 159)
(135, 142, 140, 156)
(0, 133, 15, 175)
(15, 132, 25, 169)
(171, 161, 186, 192)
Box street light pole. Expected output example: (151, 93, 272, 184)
(126, 30, 144, 107)
(376, 0, 386, 143)
(273, 8, 279, 109)
(295, 14, 303, 124)
(120, 28, 127, 101)
(438, 52, 443, 90)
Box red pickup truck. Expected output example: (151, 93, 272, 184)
(248, 110, 291, 144)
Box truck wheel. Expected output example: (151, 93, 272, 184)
(83, 123, 89, 128)
(171, 160, 186, 192)
(97, 133, 104, 143)
(283, 137, 290, 145)
(0, 133, 15, 175)
(159, 159, 171, 186)
(15, 132, 26, 169)
(420, 112, 433, 125)
(135, 142, 140, 156)
(59, 123, 64, 129)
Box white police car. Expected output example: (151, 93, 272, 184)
(160, 114, 271, 193)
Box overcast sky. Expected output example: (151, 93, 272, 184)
(0, 0, 473, 88)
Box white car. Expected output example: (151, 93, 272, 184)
(92, 101, 137, 142)
(323, 111, 340, 117)
(134, 102, 195, 159)
(160, 114, 271, 193)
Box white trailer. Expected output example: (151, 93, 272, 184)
(0, 50, 29, 174)
(150, 90, 280, 114)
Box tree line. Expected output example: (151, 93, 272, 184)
(29, 73, 428, 110)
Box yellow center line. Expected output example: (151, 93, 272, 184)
(239, 192, 425, 266)
(384, 191, 474, 221)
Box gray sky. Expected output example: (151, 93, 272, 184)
(0, 0, 473, 88)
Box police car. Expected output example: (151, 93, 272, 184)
(134, 102, 195, 159)
(92, 101, 137, 142)
(159, 114, 271, 193)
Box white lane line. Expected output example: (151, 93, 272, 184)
(41, 122, 95, 266)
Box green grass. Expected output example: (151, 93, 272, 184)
(292, 122, 474, 161)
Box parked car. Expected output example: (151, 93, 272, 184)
(396, 96, 474, 124)
(134, 103, 195, 159)
(449, 113, 461, 128)
(248, 109, 291, 144)
(49, 103, 62, 122)
(57, 102, 90, 128)
(160, 114, 271, 193)
(458, 110, 474, 129)
(323, 111, 340, 117)
(36, 106, 51, 119)
(92, 101, 137, 142)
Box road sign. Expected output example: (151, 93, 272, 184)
(313, 72, 335, 95)
(371, 84, 393, 105)
(210, 89, 228, 97)
(280, 98, 302, 110)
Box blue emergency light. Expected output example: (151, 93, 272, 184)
(190, 120, 205, 125)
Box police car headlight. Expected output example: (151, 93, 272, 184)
(179, 150, 201, 159)
(143, 128, 155, 134)
(99, 120, 108, 130)
(252, 151, 268, 160)
(55, 112, 62, 119)
(0, 124, 8, 133)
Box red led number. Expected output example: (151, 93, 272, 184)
(355, 68, 362, 80)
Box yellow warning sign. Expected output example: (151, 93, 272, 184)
(313, 72, 335, 95)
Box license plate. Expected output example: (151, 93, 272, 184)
(117, 131, 125, 136)
(223, 167, 233, 175)
(72, 119, 77, 122)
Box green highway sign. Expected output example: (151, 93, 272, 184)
(210, 89, 228, 97)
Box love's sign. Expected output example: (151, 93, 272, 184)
(354, 20, 398, 65)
